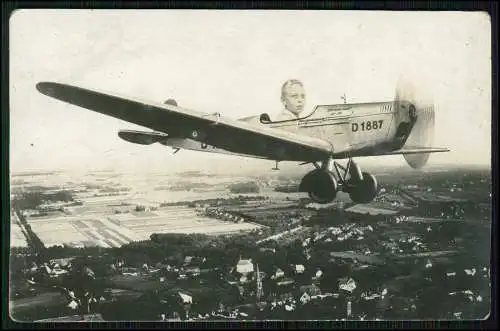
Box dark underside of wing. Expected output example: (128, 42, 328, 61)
(36, 82, 331, 162)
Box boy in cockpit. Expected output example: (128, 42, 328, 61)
(275, 79, 306, 121)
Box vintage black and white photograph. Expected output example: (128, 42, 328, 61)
(9, 9, 492, 322)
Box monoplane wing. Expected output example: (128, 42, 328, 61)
(36, 82, 332, 162)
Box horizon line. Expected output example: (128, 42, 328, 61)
(10, 162, 493, 176)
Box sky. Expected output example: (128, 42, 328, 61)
(10, 10, 492, 175)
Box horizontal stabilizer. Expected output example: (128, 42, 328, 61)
(382, 146, 450, 156)
(118, 130, 167, 145)
(363, 145, 450, 169)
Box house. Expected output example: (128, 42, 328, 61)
(184, 256, 193, 265)
(236, 257, 254, 274)
(299, 284, 321, 297)
(184, 256, 206, 267)
(295, 264, 305, 274)
(299, 292, 311, 305)
(67, 300, 79, 310)
(185, 266, 201, 277)
(271, 268, 285, 280)
(239, 275, 249, 284)
(178, 292, 192, 304)
(51, 267, 68, 276)
(312, 269, 323, 280)
(84, 266, 95, 279)
(338, 277, 357, 293)
(49, 258, 73, 268)
(43, 264, 68, 277)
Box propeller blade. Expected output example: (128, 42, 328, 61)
(394, 75, 437, 169)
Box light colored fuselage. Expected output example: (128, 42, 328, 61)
(161, 100, 416, 160)
(267, 100, 417, 158)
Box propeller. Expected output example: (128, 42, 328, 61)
(394, 75, 436, 169)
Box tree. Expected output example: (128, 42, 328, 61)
(61, 259, 103, 316)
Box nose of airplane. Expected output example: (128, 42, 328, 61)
(394, 75, 436, 169)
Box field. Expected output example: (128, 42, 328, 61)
(10, 223, 28, 248)
(10, 211, 28, 247)
(25, 195, 262, 248)
(9, 167, 493, 321)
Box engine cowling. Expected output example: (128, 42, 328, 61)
(299, 169, 338, 204)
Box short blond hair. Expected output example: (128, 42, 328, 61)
(281, 79, 304, 100)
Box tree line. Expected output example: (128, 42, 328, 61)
(12, 190, 75, 210)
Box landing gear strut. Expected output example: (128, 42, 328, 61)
(333, 158, 378, 204)
(299, 157, 378, 204)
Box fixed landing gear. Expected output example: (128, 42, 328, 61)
(299, 158, 378, 204)
(299, 168, 338, 204)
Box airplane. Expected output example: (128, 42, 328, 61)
(35, 78, 450, 205)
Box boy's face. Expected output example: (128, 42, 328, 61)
(282, 84, 306, 116)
